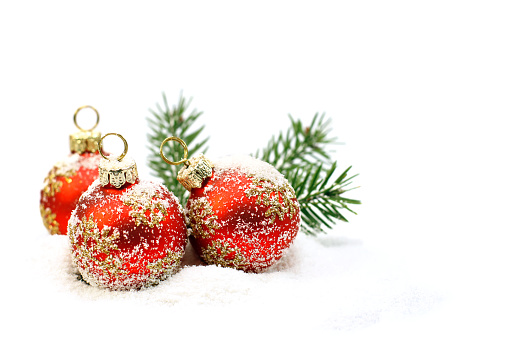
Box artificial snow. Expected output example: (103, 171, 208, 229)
(3, 225, 444, 338)
(43, 152, 101, 179)
(99, 156, 136, 171)
(213, 154, 289, 186)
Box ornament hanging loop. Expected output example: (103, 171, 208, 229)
(161, 136, 213, 191)
(99, 133, 128, 162)
(73, 105, 100, 132)
(160, 136, 189, 166)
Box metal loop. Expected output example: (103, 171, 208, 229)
(160, 136, 189, 166)
(73, 105, 100, 132)
(99, 133, 128, 161)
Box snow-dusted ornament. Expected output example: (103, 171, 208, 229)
(68, 133, 187, 290)
(160, 136, 300, 273)
(40, 106, 103, 235)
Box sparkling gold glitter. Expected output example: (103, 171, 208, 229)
(42, 170, 63, 197)
(122, 191, 168, 228)
(39, 205, 60, 235)
(146, 248, 184, 278)
(245, 177, 299, 224)
(42, 166, 77, 198)
(70, 214, 126, 278)
(188, 198, 219, 239)
(201, 240, 249, 270)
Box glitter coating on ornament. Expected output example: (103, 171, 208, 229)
(186, 155, 300, 272)
(68, 178, 187, 290)
(40, 152, 101, 235)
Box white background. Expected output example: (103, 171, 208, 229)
(1, 1, 508, 337)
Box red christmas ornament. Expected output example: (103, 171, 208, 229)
(68, 133, 187, 290)
(160, 137, 300, 273)
(40, 106, 102, 235)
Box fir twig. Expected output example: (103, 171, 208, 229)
(254, 113, 361, 235)
(254, 113, 337, 172)
(293, 163, 361, 235)
(146, 92, 208, 204)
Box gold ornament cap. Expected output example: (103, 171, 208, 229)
(98, 133, 139, 188)
(69, 106, 101, 154)
(160, 137, 213, 191)
(177, 154, 213, 191)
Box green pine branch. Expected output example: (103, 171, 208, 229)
(254, 113, 361, 235)
(146, 92, 208, 204)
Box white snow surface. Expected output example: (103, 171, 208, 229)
(6, 227, 444, 338)
(213, 154, 289, 186)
